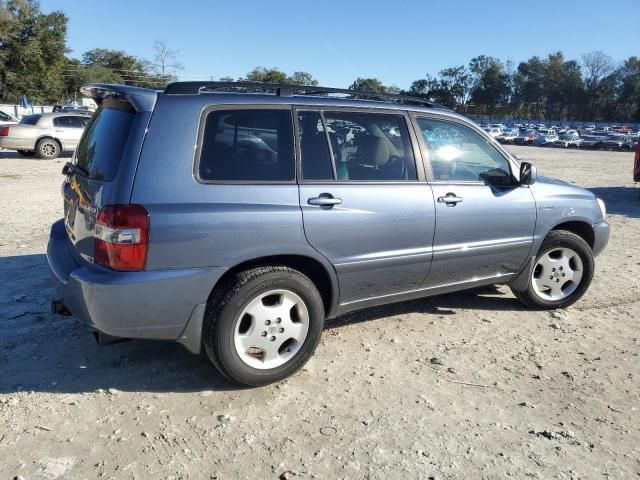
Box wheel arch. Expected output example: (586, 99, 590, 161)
(35, 135, 64, 151)
(550, 220, 595, 249)
(212, 254, 339, 318)
(510, 219, 595, 292)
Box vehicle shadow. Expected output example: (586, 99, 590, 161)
(0, 150, 72, 160)
(0, 253, 523, 395)
(327, 284, 524, 329)
(0, 253, 236, 395)
(588, 186, 640, 218)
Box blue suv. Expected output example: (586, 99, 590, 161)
(47, 82, 609, 386)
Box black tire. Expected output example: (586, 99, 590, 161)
(17, 150, 36, 157)
(203, 266, 325, 386)
(35, 138, 61, 159)
(511, 230, 594, 309)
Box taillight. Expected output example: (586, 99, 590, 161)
(0, 126, 9, 136)
(94, 204, 149, 271)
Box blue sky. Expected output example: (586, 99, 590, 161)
(43, 0, 640, 89)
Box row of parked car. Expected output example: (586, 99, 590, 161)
(0, 109, 93, 159)
(481, 123, 640, 151)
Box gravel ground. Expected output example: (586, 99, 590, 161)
(0, 146, 638, 479)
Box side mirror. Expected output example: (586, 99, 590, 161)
(520, 161, 537, 185)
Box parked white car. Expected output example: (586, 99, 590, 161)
(487, 127, 503, 138)
(0, 112, 91, 159)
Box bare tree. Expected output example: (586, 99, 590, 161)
(582, 51, 615, 89)
(152, 40, 182, 76)
(582, 51, 616, 117)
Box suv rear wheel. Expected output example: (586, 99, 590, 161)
(512, 230, 594, 309)
(203, 266, 325, 386)
(36, 138, 61, 159)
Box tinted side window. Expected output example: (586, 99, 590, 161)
(199, 109, 294, 182)
(416, 117, 513, 185)
(298, 111, 334, 180)
(298, 111, 417, 182)
(71, 116, 89, 127)
(54, 116, 81, 128)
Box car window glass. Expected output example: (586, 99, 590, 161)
(298, 111, 417, 182)
(199, 109, 294, 182)
(298, 112, 334, 180)
(76, 116, 91, 127)
(69, 116, 88, 127)
(416, 117, 513, 185)
(53, 116, 75, 128)
(75, 106, 135, 181)
(298, 111, 335, 180)
(0, 111, 10, 121)
(20, 115, 41, 125)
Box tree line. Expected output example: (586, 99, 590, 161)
(1, 1, 638, 122)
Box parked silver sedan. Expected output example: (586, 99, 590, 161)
(0, 112, 91, 159)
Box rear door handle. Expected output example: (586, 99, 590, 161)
(308, 194, 342, 208)
(437, 193, 463, 206)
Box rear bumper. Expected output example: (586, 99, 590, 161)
(592, 220, 610, 257)
(0, 137, 32, 150)
(47, 219, 225, 348)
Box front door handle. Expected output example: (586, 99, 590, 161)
(437, 192, 463, 207)
(308, 194, 342, 208)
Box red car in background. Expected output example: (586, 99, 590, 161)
(634, 140, 640, 184)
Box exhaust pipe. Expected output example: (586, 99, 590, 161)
(51, 299, 71, 316)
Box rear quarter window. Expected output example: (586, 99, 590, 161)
(197, 108, 295, 182)
(75, 106, 135, 181)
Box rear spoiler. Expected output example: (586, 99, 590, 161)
(80, 84, 157, 112)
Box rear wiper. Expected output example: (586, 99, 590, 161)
(62, 162, 89, 177)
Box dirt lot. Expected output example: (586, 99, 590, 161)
(0, 146, 638, 479)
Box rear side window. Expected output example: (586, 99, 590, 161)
(20, 115, 41, 125)
(298, 110, 417, 181)
(75, 106, 135, 181)
(0, 111, 12, 121)
(53, 116, 84, 128)
(198, 109, 294, 182)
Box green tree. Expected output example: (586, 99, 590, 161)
(0, 0, 68, 103)
(439, 66, 472, 111)
(513, 56, 546, 118)
(288, 71, 318, 86)
(468, 55, 510, 117)
(349, 77, 387, 93)
(616, 56, 640, 121)
(244, 66, 290, 83)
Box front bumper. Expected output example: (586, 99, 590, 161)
(46, 219, 226, 348)
(592, 220, 610, 257)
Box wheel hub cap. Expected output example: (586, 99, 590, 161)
(233, 289, 309, 369)
(531, 247, 583, 301)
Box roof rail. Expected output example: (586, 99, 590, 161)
(164, 81, 443, 108)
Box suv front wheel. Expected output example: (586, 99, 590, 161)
(203, 266, 325, 386)
(512, 230, 594, 309)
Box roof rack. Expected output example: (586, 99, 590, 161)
(164, 81, 443, 108)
